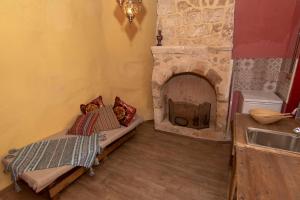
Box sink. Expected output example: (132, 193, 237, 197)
(246, 128, 300, 153)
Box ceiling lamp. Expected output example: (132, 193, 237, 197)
(117, 0, 142, 23)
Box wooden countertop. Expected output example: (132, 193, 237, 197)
(234, 114, 300, 200)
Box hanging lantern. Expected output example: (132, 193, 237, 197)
(118, 0, 142, 23)
(123, 0, 138, 23)
(117, 0, 124, 7)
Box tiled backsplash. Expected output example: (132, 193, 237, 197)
(233, 58, 282, 92)
(276, 59, 293, 101)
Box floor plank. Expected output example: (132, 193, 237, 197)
(0, 121, 231, 200)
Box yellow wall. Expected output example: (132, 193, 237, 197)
(0, 0, 156, 190)
(100, 1, 156, 120)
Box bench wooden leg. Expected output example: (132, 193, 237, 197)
(48, 167, 87, 199)
(46, 130, 137, 199)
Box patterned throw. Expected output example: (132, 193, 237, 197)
(8, 134, 101, 192)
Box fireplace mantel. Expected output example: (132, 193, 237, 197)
(151, 46, 233, 55)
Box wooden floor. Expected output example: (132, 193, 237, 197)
(0, 121, 232, 200)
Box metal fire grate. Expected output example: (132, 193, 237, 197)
(168, 99, 211, 130)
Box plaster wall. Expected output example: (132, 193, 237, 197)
(0, 0, 156, 190)
(233, 0, 298, 58)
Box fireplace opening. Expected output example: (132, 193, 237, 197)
(169, 99, 211, 129)
(162, 73, 217, 130)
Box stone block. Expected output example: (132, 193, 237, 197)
(154, 108, 164, 122)
(202, 8, 224, 23)
(189, 0, 201, 7)
(184, 10, 202, 25)
(177, 1, 192, 12)
(217, 0, 227, 6)
(206, 69, 222, 85)
(162, 14, 182, 27)
(212, 23, 223, 33)
(158, 0, 176, 15)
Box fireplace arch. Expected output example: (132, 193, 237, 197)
(152, 60, 227, 128)
(162, 73, 217, 129)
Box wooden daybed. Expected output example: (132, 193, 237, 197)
(2, 115, 143, 199)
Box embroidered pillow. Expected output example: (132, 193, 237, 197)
(68, 112, 99, 136)
(93, 106, 121, 132)
(113, 97, 136, 127)
(80, 96, 105, 114)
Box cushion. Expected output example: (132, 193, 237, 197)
(113, 97, 136, 126)
(93, 106, 121, 132)
(68, 112, 99, 136)
(80, 96, 105, 114)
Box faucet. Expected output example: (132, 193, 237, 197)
(293, 127, 300, 137)
(292, 108, 300, 120)
(292, 108, 299, 115)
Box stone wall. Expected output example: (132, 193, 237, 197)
(157, 0, 235, 47)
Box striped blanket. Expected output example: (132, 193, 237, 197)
(8, 134, 101, 191)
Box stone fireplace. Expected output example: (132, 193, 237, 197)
(152, 46, 232, 140)
(151, 0, 235, 140)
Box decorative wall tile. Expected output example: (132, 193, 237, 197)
(233, 58, 282, 92)
(276, 59, 293, 101)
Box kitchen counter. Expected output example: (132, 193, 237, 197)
(232, 114, 300, 200)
